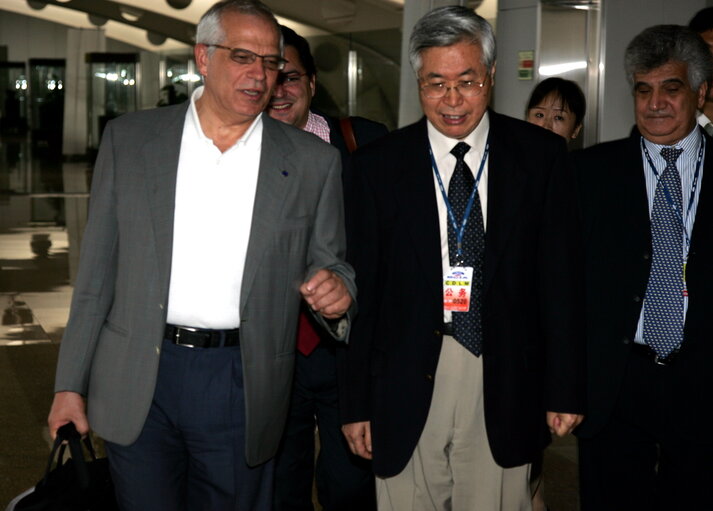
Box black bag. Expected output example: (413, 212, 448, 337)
(12, 423, 118, 511)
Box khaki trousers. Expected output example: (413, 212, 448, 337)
(376, 336, 531, 511)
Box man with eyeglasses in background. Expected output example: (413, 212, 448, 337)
(341, 6, 585, 510)
(267, 25, 387, 511)
(47, 1, 355, 510)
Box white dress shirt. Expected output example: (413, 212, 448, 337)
(166, 86, 262, 329)
(427, 113, 490, 323)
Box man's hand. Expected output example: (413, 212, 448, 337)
(300, 269, 352, 319)
(48, 391, 89, 440)
(546, 411, 584, 437)
(342, 421, 373, 460)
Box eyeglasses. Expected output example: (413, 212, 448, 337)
(207, 44, 287, 71)
(277, 71, 308, 87)
(419, 78, 489, 99)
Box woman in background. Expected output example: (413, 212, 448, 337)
(526, 77, 586, 143)
(525, 76, 586, 511)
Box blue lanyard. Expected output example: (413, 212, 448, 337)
(429, 142, 489, 264)
(641, 136, 703, 253)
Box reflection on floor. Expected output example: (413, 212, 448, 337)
(1, 227, 71, 346)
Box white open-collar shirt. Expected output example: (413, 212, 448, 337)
(167, 86, 263, 329)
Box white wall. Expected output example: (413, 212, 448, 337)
(0, 11, 68, 62)
(491, 0, 539, 120)
(0, 11, 156, 71)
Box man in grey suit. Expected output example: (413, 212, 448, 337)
(46, 1, 355, 510)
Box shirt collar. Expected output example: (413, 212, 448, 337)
(304, 110, 331, 143)
(642, 124, 702, 162)
(187, 85, 263, 148)
(697, 111, 712, 127)
(427, 111, 490, 163)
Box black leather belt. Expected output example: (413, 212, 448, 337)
(631, 343, 679, 366)
(164, 324, 240, 348)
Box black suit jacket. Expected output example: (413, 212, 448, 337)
(343, 112, 585, 477)
(574, 128, 713, 439)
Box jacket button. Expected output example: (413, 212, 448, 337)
(622, 337, 631, 345)
(633, 295, 641, 303)
(643, 253, 650, 260)
(425, 374, 433, 381)
(433, 330, 441, 336)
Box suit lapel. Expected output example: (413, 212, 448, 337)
(621, 134, 652, 254)
(144, 104, 187, 300)
(240, 114, 293, 312)
(482, 113, 528, 294)
(687, 130, 712, 284)
(394, 120, 445, 306)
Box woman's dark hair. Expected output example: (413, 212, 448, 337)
(526, 77, 586, 127)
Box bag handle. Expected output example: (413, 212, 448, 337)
(41, 423, 96, 490)
(339, 117, 358, 154)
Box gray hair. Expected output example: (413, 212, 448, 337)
(196, 0, 283, 56)
(409, 5, 496, 74)
(624, 24, 713, 91)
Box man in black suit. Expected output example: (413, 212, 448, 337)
(340, 6, 585, 510)
(575, 25, 713, 511)
(267, 25, 386, 511)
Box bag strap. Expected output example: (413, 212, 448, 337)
(339, 117, 358, 154)
(41, 432, 66, 483)
(41, 423, 96, 490)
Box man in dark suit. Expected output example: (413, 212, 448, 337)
(340, 6, 585, 510)
(267, 25, 386, 511)
(575, 25, 713, 511)
(47, 2, 355, 510)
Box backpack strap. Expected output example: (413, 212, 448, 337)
(339, 117, 358, 154)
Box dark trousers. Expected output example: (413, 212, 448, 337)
(578, 347, 713, 511)
(104, 339, 273, 511)
(273, 342, 375, 511)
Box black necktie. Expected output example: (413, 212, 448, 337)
(643, 147, 684, 357)
(447, 142, 485, 356)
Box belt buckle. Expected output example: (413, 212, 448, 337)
(175, 326, 199, 348)
(653, 347, 679, 366)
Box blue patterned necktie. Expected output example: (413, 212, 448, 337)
(447, 142, 485, 356)
(643, 146, 684, 358)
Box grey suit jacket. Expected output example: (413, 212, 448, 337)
(54, 103, 355, 466)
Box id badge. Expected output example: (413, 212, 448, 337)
(443, 266, 473, 312)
